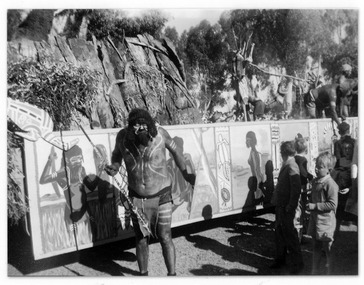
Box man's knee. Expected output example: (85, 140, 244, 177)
(136, 236, 149, 248)
(158, 227, 172, 241)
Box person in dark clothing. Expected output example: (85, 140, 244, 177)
(304, 84, 342, 125)
(248, 99, 265, 120)
(270, 141, 304, 274)
(333, 122, 356, 168)
(304, 64, 357, 125)
(294, 135, 314, 238)
(294, 135, 314, 187)
(331, 122, 356, 232)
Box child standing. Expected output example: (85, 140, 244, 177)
(307, 152, 338, 275)
(270, 141, 303, 274)
(294, 135, 314, 240)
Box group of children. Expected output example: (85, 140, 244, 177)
(271, 122, 357, 275)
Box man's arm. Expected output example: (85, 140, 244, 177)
(160, 127, 196, 186)
(105, 130, 125, 176)
(329, 99, 341, 125)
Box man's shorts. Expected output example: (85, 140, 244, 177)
(129, 186, 173, 237)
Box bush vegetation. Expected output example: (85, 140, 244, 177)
(7, 59, 102, 224)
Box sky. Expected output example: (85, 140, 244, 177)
(4, 0, 362, 35)
(121, 8, 224, 35)
(160, 9, 224, 34)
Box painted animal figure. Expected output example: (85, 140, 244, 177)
(7, 98, 78, 150)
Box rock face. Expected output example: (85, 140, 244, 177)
(7, 10, 202, 130)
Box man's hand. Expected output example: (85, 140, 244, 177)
(182, 169, 196, 186)
(105, 163, 120, 177)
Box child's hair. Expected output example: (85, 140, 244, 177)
(316, 151, 336, 170)
(294, 137, 308, 154)
(280, 141, 296, 157)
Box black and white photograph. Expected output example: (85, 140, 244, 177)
(3, 0, 362, 282)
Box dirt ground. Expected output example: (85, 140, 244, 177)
(7, 211, 359, 277)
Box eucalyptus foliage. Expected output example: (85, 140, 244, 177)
(182, 9, 358, 112)
(87, 9, 168, 41)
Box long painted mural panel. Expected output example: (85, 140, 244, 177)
(24, 118, 358, 259)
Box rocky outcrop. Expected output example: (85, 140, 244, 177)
(7, 30, 202, 130)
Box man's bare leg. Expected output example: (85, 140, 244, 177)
(157, 202, 176, 275)
(135, 236, 149, 275)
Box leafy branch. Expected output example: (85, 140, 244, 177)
(7, 59, 102, 224)
(7, 59, 102, 130)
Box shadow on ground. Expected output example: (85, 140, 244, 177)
(8, 212, 358, 276)
(8, 221, 139, 276)
(183, 213, 358, 276)
(184, 215, 286, 275)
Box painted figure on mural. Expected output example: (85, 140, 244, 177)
(89, 144, 128, 236)
(84, 144, 116, 204)
(39, 145, 103, 231)
(167, 136, 195, 213)
(245, 131, 265, 205)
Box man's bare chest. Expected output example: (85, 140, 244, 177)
(122, 134, 166, 173)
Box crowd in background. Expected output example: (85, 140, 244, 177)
(270, 121, 357, 275)
(207, 63, 358, 124)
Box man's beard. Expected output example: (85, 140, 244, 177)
(136, 131, 151, 146)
